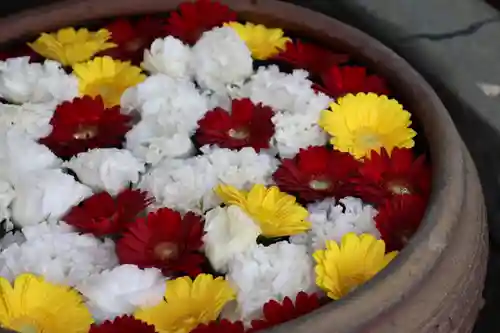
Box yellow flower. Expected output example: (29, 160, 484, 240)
(0, 273, 92, 333)
(225, 22, 291, 60)
(28, 27, 116, 66)
(319, 92, 417, 159)
(215, 184, 311, 237)
(135, 274, 235, 333)
(313, 233, 398, 300)
(73, 56, 146, 108)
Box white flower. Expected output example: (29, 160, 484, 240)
(11, 169, 93, 227)
(0, 222, 118, 286)
(77, 265, 166, 322)
(203, 205, 261, 273)
(0, 57, 78, 104)
(0, 129, 61, 183)
(64, 148, 145, 196)
(192, 27, 253, 94)
(142, 36, 192, 79)
(291, 197, 380, 252)
(0, 102, 54, 139)
(227, 241, 316, 321)
(0, 178, 15, 225)
(0, 230, 25, 249)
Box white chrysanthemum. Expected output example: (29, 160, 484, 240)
(227, 241, 317, 321)
(64, 148, 145, 196)
(0, 222, 118, 286)
(0, 178, 15, 225)
(291, 197, 380, 252)
(0, 102, 54, 139)
(192, 26, 253, 94)
(142, 36, 192, 79)
(0, 230, 25, 249)
(11, 169, 93, 227)
(0, 129, 61, 183)
(0, 57, 78, 104)
(203, 205, 261, 273)
(77, 265, 166, 322)
(139, 147, 278, 213)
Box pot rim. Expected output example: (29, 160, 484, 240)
(0, 0, 466, 332)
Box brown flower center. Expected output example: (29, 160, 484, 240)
(309, 179, 332, 191)
(73, 125, 98, 140)
(228, 127, 250, 140)
(153, 242, 179, 261)
(387, 180, 411, 195)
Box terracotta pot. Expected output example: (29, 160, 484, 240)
(0, 1, 488, 333)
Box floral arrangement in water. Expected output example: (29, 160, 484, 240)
(0, 0, 431, 332)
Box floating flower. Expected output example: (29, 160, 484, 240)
(116, 208, 205, 277)
(39, 95, 132, 159)
(63, 189, 153, 237)
(375, 194, 427, 252)
(196, 98, 275, 152)
(353, 148, 431, 205)
(251, 292, 321, 331)
(135, 274, 235, 333)
(165, 0, 237, 45)
(215, 184, 311, 237)
(103, 17, 164, 64)
(64, 148, 145, 195)
(77, 265, 165, 322)
(142, 36, 193, 79)
(0, 274, 92, 333)
(313, 233, 398, 300)
(191, 319, 245, 333)
(89, 315, 157, 333)
(317, 66, 390, 98)
(0, 103, 54, 140)
(225, 22, 291, 60)
(73, 56, 146, 107)
(273, 146, 360, 202)
(29, 27, 116, 66)
(319, 93, 416, 159)
(273, 40, 349, 74)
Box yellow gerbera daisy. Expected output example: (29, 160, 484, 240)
(313, 233, 398, 300)
(215, 184, 311, 237)
(73, 56, 146, 108)
(135, 274, 235, 333)
(318, 92, 417, 159)
(0, 273, 92, 333)
(225, 22, 291, 60)
(28, 27, 116, 66)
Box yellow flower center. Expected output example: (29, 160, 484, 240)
(354, 128, 382, 152)
(154, 242, 179, 261)
(228, 128, 249, 140)
(73, 124, 98, 140)
(309, 179, 331, 191)
(10, 317, 40, 333)
(387, 180, 411, 195)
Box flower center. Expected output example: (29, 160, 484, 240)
(125, 38, 144, 52)
(10, 317, 39, 333)
(154, 242, 179, 261)
(387, 180, 411, 195)
(73, 124, 98, 140)
(354, 128, 382, 151)
(309, 179, 331, 190)
(228, 128, 250, 140)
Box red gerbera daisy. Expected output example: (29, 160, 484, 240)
(63, 189, 153, 237)
(89, 315, 157, 333)
(195, 98, 275, 152)
(352, 148, 431, 205)
(251, 292, 321, 331)
(191, 320, 246, 333)
(315, 65, 390, 98)
(165, 0, 237, 45)
(375, 194, 427, 252)
(39, 95, 132, 159)
(116, 207, 205, 277)
(273, 146, 361, 202)
(273, 40, 349, 75)
(102, 17, 164, 64)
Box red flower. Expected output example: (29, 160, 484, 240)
(352, 148, 431, 205)
(102, 17, 165, 64)
(195, 98, 275, 152)
(191, 320, 245, 333)
(273, 146, 361, 202)
(39, 96, 132, 159)
(89, 315, 157, 333)
(116, 208, 205, 277)
(316, 66, 390, 98)
(375, 194, 427, 252)
(251, 292, 321, 331)
(273, 40, 349, 75)
(165, 0, 237, 45)
(63, 189, 153, 237)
